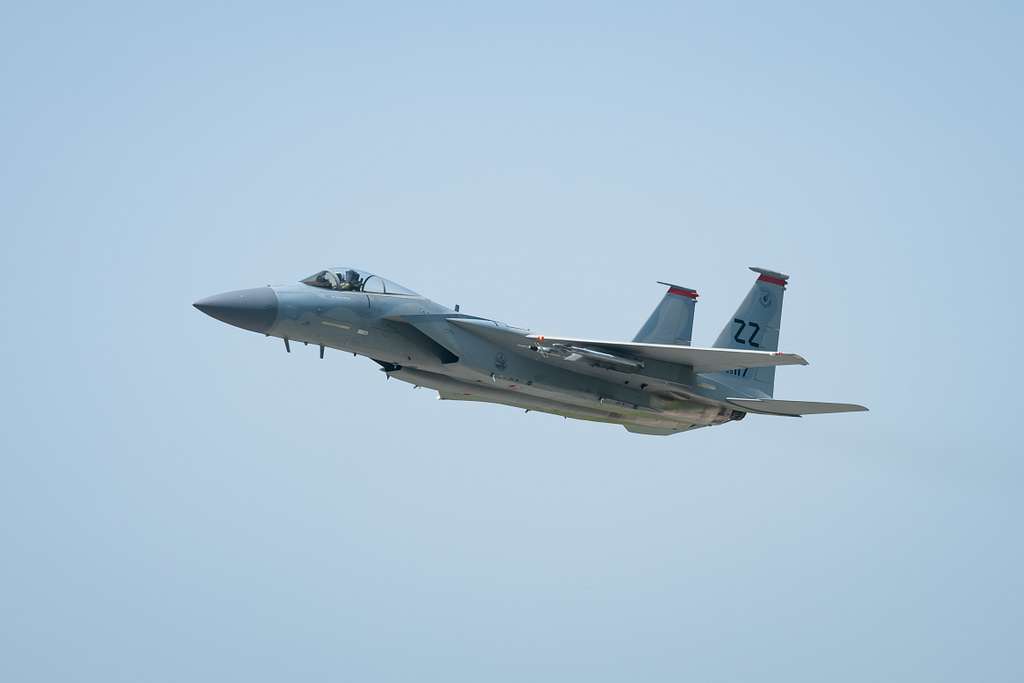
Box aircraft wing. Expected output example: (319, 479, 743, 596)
(725, 398, 868, 416)
(524, 334, 807, 373)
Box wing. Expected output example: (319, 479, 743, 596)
(524, 334, 807, 373)
(444, 318, 804, 411)
(725, 398, 868, 416)
(442, 319, 865, 417)
(443, 320, 806, 373)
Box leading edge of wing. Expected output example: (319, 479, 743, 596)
(525, 334, 808, 373)
(446, 317, 531, 343)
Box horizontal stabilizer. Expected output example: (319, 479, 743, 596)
(726, 398, 868, 417)
(527, 335, 807, 373)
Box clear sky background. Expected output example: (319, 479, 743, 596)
(2, 2, 1021, 681)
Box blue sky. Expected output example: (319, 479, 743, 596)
(2, 3, 1021, 681)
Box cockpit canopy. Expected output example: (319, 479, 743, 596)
(301, 267, 418, 296)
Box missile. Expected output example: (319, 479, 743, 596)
(530, 343, 644, 371)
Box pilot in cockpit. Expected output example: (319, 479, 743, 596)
(338, 269, 363, 291)
(315, 270, 340, 289)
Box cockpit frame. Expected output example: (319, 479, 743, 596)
(301, 267, 418, 296)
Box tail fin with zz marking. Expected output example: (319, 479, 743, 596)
(708, 267, 788, 396)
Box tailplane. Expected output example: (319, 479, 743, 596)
(726, 398, 868, 416)
(709, 267, 789, 396)
(633, 282, 698, 345)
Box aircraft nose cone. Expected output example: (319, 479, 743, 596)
(193, 287, 278, 334)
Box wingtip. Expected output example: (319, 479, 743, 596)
(775, 351, 809, 366)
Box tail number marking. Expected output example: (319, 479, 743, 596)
(732, 319, 761, 348)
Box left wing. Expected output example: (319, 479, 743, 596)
(524, 334, 807, 373)
(444, 319, 806, 374)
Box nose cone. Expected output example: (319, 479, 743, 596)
(194, 287, 278, 334)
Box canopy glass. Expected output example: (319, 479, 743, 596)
(301, 268, 418, 296)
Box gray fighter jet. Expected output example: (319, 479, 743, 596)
(194, 267, 866, 435)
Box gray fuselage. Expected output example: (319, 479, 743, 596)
(195, 277, 745, 434)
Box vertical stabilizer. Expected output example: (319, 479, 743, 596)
(709, 267, 788, 396)
(633, 282, 698, 346)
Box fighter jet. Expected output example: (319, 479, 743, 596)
(194, 266, 866, 435)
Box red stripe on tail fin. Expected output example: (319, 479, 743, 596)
(757, 274, 787, 287)
(667, 287, 698, 299)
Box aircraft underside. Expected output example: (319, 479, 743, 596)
(388, 365, 723, 435)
